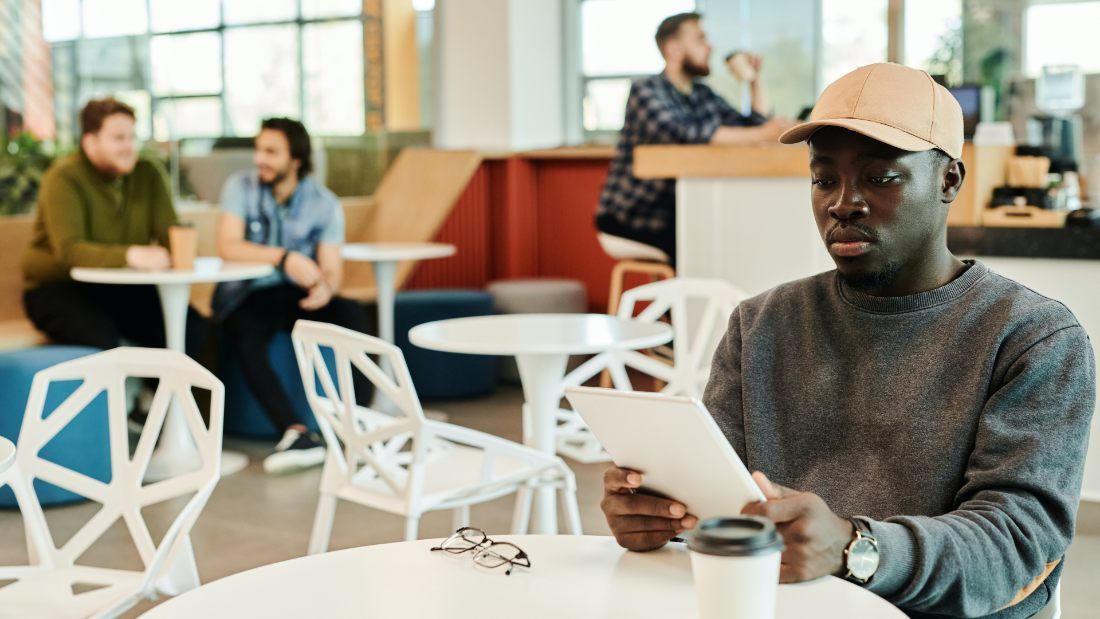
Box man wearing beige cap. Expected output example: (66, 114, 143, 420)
(601, 63, 1093, 618)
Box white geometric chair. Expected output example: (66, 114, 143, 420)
(556, 278, 748, 462)
(291, 320, 581, 555)
(0, 347, 224, 619)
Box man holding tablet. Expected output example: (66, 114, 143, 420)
(600, 63, 1094, 619)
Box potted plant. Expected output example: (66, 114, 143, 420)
(0, 132, 57, 216)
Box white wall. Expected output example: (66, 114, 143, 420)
(508, 1, 565, 150)
(433, 0, 512, 149)
(433, 0, 566, 150)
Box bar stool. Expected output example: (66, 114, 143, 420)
(597, 233, 675, 315)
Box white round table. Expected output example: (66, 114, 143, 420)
(71, 262, 273, 480)
(409, 314, 672, 534)
(0, 436, 14, 477)
(340, 243, 456, 345)
(143, 535, 904, 618)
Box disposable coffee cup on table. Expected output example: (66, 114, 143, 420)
(168, 223, 197, 271)
(687, 515, 784, 619)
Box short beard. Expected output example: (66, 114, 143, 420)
(260, 169, 290, 186)
(682, 58, 710, 77)
(838, 262, 902, 294)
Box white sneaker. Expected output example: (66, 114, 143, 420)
(262, 428, 326, 475)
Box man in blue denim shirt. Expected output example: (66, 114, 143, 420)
(595, 12, 795, 263)
(215, 118, 375, 475)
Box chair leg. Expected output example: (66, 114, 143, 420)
(452, 505, 471, 530)
(404, 515, 421, 542)
(308, 493, 339, 555)
(3, 464, 51, 566)
(560, 484, 583, 535)
(608, 261, 628, 317)
(604, 260, 675, 389)
(511, 484, 534, 534)
(603, 261, 630, 389)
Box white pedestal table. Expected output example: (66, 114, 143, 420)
(410, 314, 672, 534)
(143, 535, 905, 618)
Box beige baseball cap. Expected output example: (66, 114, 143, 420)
(779, 63, 964, 159)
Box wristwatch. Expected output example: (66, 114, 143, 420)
(842, 518, 880, 584)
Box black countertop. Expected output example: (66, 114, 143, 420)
(948, 227, 1100, 260)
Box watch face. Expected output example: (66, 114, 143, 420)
(848, 538, 880, 580)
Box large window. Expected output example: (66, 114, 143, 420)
(1025, 1, 1100, 77)
(579, 0, 696, 132)
(43, 0, 373, 142)
(904, 0, 962, 83)
(820, 0, 889, 88)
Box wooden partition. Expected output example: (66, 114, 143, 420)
(342, 149, 483, 299)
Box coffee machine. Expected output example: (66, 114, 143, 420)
(1028, 65, 1086, 211)
(1028, 65, 1085, 174)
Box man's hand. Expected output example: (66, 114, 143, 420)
(299, 280, 333, 311)
(126, 245, 171, 270)
(601, 467, 698, 552)
(726, 52, 763, 83)
(742, 471, 854, 583)
(283, 251, 323, 288)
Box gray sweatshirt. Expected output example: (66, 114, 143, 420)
(703, 260, 1095, 618)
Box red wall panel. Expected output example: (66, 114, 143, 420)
(402, 155, 618, 312)
(404, 165, 493, 290)
(531, 160, 616, 311)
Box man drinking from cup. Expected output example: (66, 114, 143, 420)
(21, 97, 207, 355)
(601, 64, 1094, 618)
(595, 12, 795, 264)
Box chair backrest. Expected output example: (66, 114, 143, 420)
(13, 348, 223, 589)
(291, 320, 429, 501)
(564, 278, 747, 398)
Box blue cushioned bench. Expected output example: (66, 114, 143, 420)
(0, 346, 109, 507)
(393, 289, 497, 400)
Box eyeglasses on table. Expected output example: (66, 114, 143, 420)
(430, 527, 531, 575)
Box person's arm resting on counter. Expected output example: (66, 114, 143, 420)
(629, 80, 791, 147)
(702, 308, 1096, 617)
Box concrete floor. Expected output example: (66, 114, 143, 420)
(1, 384, 1097, 617)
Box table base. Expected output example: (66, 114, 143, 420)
(145, 449, 250, 482)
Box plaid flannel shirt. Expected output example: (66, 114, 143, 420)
(597, 73, 766, 233)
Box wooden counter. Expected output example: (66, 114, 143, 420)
(635, 143, 1015, 228)
(634, 144, 808, 179)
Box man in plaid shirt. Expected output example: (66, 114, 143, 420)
(596, 12, 794, 264)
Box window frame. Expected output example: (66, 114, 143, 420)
(48, 0, 376, 141)
(574, 0, 703, 140)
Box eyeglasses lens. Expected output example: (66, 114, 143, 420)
(440, 527, 487, 553)
(473, 542, 522, 568)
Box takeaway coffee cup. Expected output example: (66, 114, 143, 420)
(688, 516, 784, 619)
(168, 223, 197, 271)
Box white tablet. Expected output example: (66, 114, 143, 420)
(564, 386, 765, 520)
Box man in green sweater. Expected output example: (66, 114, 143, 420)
(601, 64, 1094, 617)
(21, 97, 205, 354)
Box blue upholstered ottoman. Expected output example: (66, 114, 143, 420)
(218, 331, 320, 439)
(0, 346, 109, 507)
(395, 289, 497, 400)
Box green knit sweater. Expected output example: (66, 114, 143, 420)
(21, 152, 177, 288)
